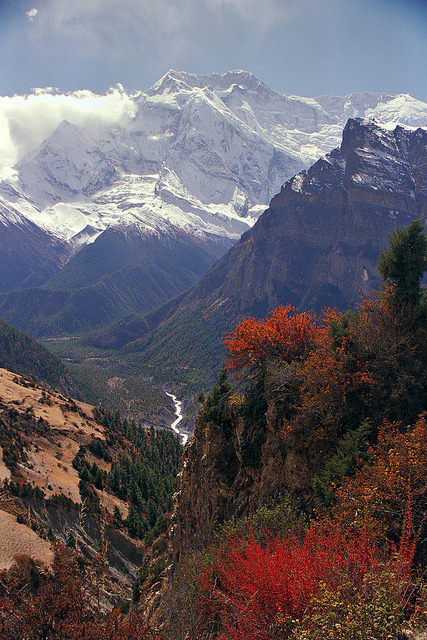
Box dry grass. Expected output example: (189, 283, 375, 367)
(0, 367, 106, 503)
(0, 366, 129, 518)
(0, 446, 11, 483)
(0, 367, 99, 433)
(0, 509, 53, 570)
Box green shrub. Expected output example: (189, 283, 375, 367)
(312, 419, 373, 508)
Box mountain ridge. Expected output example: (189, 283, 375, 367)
(0, 72, 426, 343)
(1, 72, 426, 292)
(98, 118, 426, 379)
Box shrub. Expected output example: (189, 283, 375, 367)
(0, 545, 160, 639)
(195, 518, 416, 640)
(216, 497, 307, 546)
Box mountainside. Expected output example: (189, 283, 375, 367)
(0, 365, 182, 605)
(156, 218, 427, 640)
(107, 118, 427, 376)
(0, 227, 229, 335)
(183, 118, 427, 315)
(0, 318, 79, 397)
(0, 365, 142, 599)
(0, 182, 70, 292)
(0, 71, 426, 334)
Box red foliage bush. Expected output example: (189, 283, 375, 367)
(0, 545, 160, 640)
(196, 519, 414, 640)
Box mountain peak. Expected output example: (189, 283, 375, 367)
(2, 72, 427, 306)
(149, 68, 266, 96)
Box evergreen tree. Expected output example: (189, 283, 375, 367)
(378, 217, 427, 307)
(66, 531, 77, 549)
(113, 505, 122, 525)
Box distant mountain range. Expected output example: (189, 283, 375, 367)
(1, 70, 426, 335)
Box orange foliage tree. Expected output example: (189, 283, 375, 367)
(334, 413, 427, 539)
(224, 304, 320, 374)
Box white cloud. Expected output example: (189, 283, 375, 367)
(0, 87, 137, 170)
(0, 167, 19, 183)
(26, 8, 39, 22)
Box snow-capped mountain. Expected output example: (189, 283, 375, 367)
(5, 70, 427, 251)
(0, 70, 426, 333)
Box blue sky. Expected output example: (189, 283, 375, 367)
(0, 0, 426, 100)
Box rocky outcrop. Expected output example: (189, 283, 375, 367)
(170, 386, 309, 559)
(183, 118, 427, 317)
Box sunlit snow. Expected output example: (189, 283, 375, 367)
(0, 70, 426, 250)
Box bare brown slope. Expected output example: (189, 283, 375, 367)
(0, 368, 139, 595)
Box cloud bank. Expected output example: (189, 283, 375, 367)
(0, 87, 136, 171)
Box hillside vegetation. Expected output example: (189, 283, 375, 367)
(0, 366, 182, 633)
(163, 218, 427, 640)
(0, 318, 79, 397)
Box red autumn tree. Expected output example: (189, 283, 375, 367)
(224, 304, 320, 374)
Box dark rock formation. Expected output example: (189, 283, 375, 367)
(183, 118, 426, 317)
(117, 118, 426, 378)
(170, 398, 308, 559)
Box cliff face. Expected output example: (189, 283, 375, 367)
(188, 119, 427, 317)
(170, 379, 309, 559)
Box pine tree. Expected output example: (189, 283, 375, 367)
(378, 217, 427, 307)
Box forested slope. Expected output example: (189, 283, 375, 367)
(159, 218, 427, 640)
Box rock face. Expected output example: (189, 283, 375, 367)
(182, 119, 427, 317)
(171, 402, 308, 558)
(116, 118, 426, 377)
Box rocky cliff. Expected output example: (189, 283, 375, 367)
(170, 390, 307, 560)
(184, 118, 427, 317)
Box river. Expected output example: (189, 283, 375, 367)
(165, 392, 188, 445)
